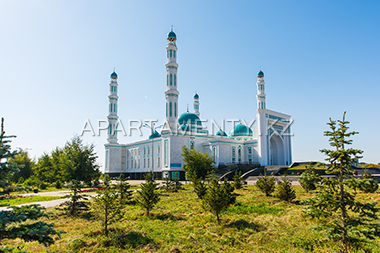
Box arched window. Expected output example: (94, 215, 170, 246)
(167, 74, 169, 86)
(173, 50, 176, 58)
(190, 141, 194, 149)
(174, 74, 176, 86)
(144, 158, 146, 168)
(147, 147, 150, 156)
(115, 87, 117, 93)
(174, 102, 177, 117)
(212, 146, 217, 163)
(170, 74, 173, 86)
(147, 158, 150, 168)
(238, 147, 242, 163)
(115, 104, 117, 113)
(232, 147, 236, 163)
(166, 103, 168, 117)
(167, 50, 169, 58)
(248, 147, 252, 164)
(169, 102, 172, 117)
(170, 50, 172, 58)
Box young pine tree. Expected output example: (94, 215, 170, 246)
(92, 183, 123, 236)
(255, 169, 276, 196)
(303, 112, 380, 252)
(193, 179, 208, 199)
(56, 180, 89, 216)
(274, 175, 296, 202)
(298, 164, 321, 193)
(232, 171, 245, 190)
(202, 177, 236, 222)
(135, 172, 160, 216)
(117, 173, 132, 204)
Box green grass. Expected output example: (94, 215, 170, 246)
(0, 196, 62, 206)
(2, 185, 380, 252)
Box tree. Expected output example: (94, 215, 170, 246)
(358, 169, 379, 193)
(181, 146, 216, 182)
(298, 164, 321, 193)
(0, 204, 62, 247)
(34, 148, 64, 184)
(135, 172, 160, 216)
(60, 136, 100, 184)
(232, 171, 245, 190)
(303, 112, 380, 252)
(255, 169, 276, 196)
(8, 149, 34, 183)
(92, 183, 123, 236)
(56, 180, 89, 216)
(0, 118, 18, 193)
(202, 177, 236, 222)
(193, 179, 207, 199)
(274, 176, 296, 202)
(117, 174, 132, 204)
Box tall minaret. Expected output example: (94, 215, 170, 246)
(193, 93, 200, 116)
(256, 69, 266, 109)
(107, 70, 119, 144)
(164, 27, 179, 131)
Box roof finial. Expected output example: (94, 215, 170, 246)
(187, 104, 189, 112)
(113, 67, 115, 72)
(171, 25, 173, 31)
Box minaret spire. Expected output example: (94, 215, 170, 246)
(193, 93, 200, 116)
(256, 69, 266, 110)
(107, 70, 119, 144)
(164, 27, 179, 131)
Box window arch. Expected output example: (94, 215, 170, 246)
(167, 74, 169, 86)
(169, 102, 172, 117)
(170, 73, 173, 86)
(212, 146, 217, 163)
(238, 146, 242, 163)
(166, 103, 168, 117)
(174, 102, 177, 117)
(174, 74, 176, 86)
(232, 147, 236, 163)
(170, 50, 172, 58)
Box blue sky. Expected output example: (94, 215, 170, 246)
(1, 0, 379, 168)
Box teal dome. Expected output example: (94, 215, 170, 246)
(229, 124, 253, 137)
(110, 71, 118, 79)
(194, 93, 199, 99)
(149, 130, 161, 139)
(257, 70, 264, 77)
(216, 129, 227, 136)
(178, 112, 202, 126)
(168, 31, 176, 39)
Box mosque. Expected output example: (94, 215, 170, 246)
(104, 28, 292, 180)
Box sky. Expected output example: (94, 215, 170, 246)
(1, 0, 379, 169)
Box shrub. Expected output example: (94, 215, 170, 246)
(194, 179, 207, 199)
(135, 172, 160, 216)
(54, 180, 63, 189)
(255, 169, 276, 196)
(275, 176, 296, 202)
(298, 164, 321, 193)
(359, 169, 379, 193)
(23, 177, 37, 187)
(232, 171, 245, 190)
(38, 181, 49, 190)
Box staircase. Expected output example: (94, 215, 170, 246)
(216, 163, 261, 180)
(245, 165, 290, 181)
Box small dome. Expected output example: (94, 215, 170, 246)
(257, 70, 264, 77)
(178, 112, 202, 126)
(149, 130, 161, 139)
(110, 71, 118, 79)
(168, 30, 176, 39)
(194, 93, 199, 99)
(229, 124, 253, 137)
(216, 129, 227, 137)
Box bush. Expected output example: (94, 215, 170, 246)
(359, 169, 379, 193)
(298, 165, 321, 193)
(38, 181, 49, 190)
(23, 177, 37, 187)
(194, 180, 207, 199)
(54, 180, 63, 189)
(232, 171, 245, 190)
(275, 176, 296, 202)
(255, 169, 276, 196)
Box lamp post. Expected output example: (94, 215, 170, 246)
(143, 123, 162, 178)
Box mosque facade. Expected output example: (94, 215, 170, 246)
(104, 29, 292, 180)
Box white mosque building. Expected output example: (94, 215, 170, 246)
(104, 29, 292, 180)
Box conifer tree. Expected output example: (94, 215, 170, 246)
(255, 169, 276, 196)
(303, 112, 380, 252)
(135, 172, 160, 216)
(274, 175, 296, 202)
(57, 180, 89, 216)
(358, 169, 379, 193)
(117, 173, 132, 204)
(202, 177, 236, 222)
(232, 170, 245, 190)
(193, 179, 207, 199)
(298, 164, 321, 193)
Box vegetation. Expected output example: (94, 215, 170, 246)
(56, 180, 90, 216)
(232, 170, 245, 190)
(303, 112, 380, 252)
(359, 169, 379, 193)
(0, 195, 61, 206)
(181, 146, 216, 182)
(8, 149, 34, 183)
(274, 176, 296, 202)
(135, 172, 160, 216)
(193, 179, 207, 199)
(117, 174, 132, 203)
(0, 118, 17, 194)
(298, 164, 321, 193)
(255, 169, 276, 196)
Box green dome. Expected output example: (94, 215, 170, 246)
(178, 112, 202, 126)
(229, 124, 253, 137)
(110, 71, 118, 79)
(149, 130, 161, 139)
(216, 129, 227, 136)
(257, 70, 264, 77)
(168, 31, 176, 39)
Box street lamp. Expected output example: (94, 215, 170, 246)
(143, 123, 162, 177)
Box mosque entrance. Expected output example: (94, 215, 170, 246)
(269, 134, 285, 165)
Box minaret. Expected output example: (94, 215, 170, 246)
(164, 27, 179, 131)
(193, 93, 200, 116)
(256, 69, 266, 109)
(107, 70, 119, 144)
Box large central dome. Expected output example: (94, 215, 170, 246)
(178, 112, 202, 126)
(229, 124, 253, 137)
